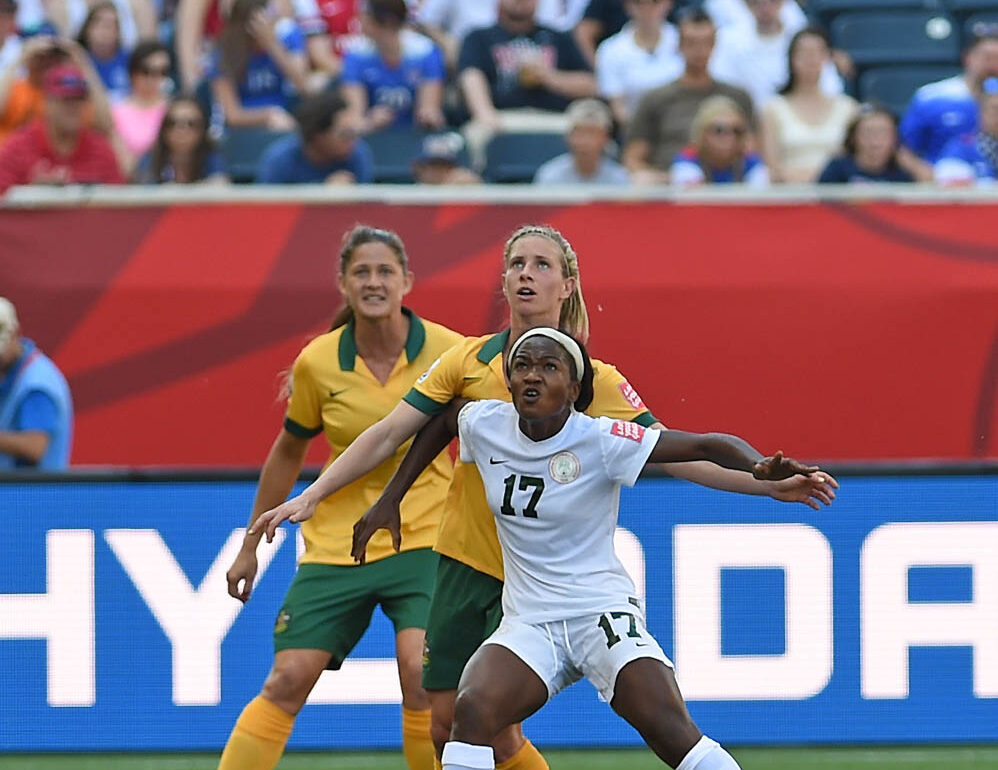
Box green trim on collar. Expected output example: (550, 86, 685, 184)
(476, 329, 510, 364)
(403, 308, 426, 363)
(338, 307, 426, 372)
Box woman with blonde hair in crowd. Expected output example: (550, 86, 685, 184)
(255, 224, 839, 770)
(671, 94, 768, 186)
(760, 26, 856, 183)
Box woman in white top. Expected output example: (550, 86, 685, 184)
(760, 26, 857, 183)
(595, 0, 682, 127)
(436, 328, 826, 770)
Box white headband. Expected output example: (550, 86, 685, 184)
(509, 327, 585, 382)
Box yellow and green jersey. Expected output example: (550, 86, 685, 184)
(284, 309, 464, 566)
(403, 329, 657, 581)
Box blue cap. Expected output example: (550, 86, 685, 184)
(413, 132, 465, 166)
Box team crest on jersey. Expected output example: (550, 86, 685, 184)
(618, 381, 646, 411)
(416, 357, 442, 384)
(274, 609, 292, 634)
(548, 451, 580, 483)
(611, 421, 645, 443)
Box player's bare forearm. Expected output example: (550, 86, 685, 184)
(649, 430, 763, 473)
(304, 400, 430, 504)
(380, 409, 458, 504)
(243, 430, 309, 548)
(662, 459, 769, 494)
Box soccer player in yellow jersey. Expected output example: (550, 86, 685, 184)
(217, 226, 464, 770)
(255, 224, 839, 770)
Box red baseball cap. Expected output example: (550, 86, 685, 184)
(43, 64, 89, 99)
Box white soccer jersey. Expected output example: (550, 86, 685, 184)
(458, 400, 659, 624)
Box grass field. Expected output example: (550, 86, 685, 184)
(2, 747, 997, 769)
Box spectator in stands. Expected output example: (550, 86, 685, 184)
(0, 297, 73, 470)
(703, 0, 803, 33)
(533, 97, 629, 184)
(458, 0, 597, 165)
(256, 89, 372, 183)
(595, 0, 682, 128)
(415, 0, 589, 69)
(901, 31, 998, 164)
(759, 26, 856, 183)
(0, 63, 123, 193)
(0, 0, 23, 74)
(574, 0, 629, 67)
(935, 77, 998, 187)
(671, 94, 767, 186)
(413, 0, 498, 68)
(340, 0, 445, 133)
(176, 0, 331, 93)
(411, 130, 481, 184)
(49, 0, 156, 53)
(0, 35, 113, 145)
(112, 39, 171, 174)
(818, 104, 926, 184)
(711, 0, 843, 112)
(622, 7, 753, 184)
(76, 2, 131, 101)
(209, 0, 308, 130)
(134, 93, 228, 183)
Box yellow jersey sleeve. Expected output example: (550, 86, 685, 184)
(284, 351, 323, 438)
(403, 337, 475, 415)
(587, 359, 658, 427)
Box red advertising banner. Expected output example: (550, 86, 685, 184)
(2, 200, 997, 466)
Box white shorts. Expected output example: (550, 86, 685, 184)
(483, 610, 673, 703)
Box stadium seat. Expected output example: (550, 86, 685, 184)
(831, 11, 962, 68)
(859, 64, 963, 117)
(483, 132, 567, 183)
(222, 127, 291, 183)
(808, 0, 947, 28)
(363, 128, 469, 183)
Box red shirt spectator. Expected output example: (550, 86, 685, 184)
(0, 64, 123, 194)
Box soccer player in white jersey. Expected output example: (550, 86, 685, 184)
(438, 327, 824, 770)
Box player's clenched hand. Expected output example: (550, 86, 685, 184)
(226, 548, 258, 603)
(351, 497, 402, 565)
(249, 495, 317, 542)
(752, 451, 820, 482)
(766, 470, 839, 510)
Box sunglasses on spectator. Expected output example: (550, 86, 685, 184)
(165, 115, 202, 129)
(139, 64, 170, 77)
(707, 123, 746, 137)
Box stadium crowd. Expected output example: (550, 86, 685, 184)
(0, 0, 997, 192)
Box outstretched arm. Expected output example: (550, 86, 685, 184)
(650, 421, 837, 509)
(351, 398, 468, 563)
(648, 429, 818, 481)
(251, 400, 431, 540)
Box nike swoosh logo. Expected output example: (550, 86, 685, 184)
(489, 457, 507, 465)
(329, 389, 349, 397)
(463, 376, 482, 381)
(635, 642, 650, 647)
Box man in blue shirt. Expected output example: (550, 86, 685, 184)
(256, 91, 374, 183)
(935, 77, 998, 186)
(900, 31, 998, 163)
(0, 297, 73, 470)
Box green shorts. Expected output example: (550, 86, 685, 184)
(421, 555, 503, 691)
(274, 547, 438, 670)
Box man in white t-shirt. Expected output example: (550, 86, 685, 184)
(710, 0, 842, 110)
(595, 0, 683, 126)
